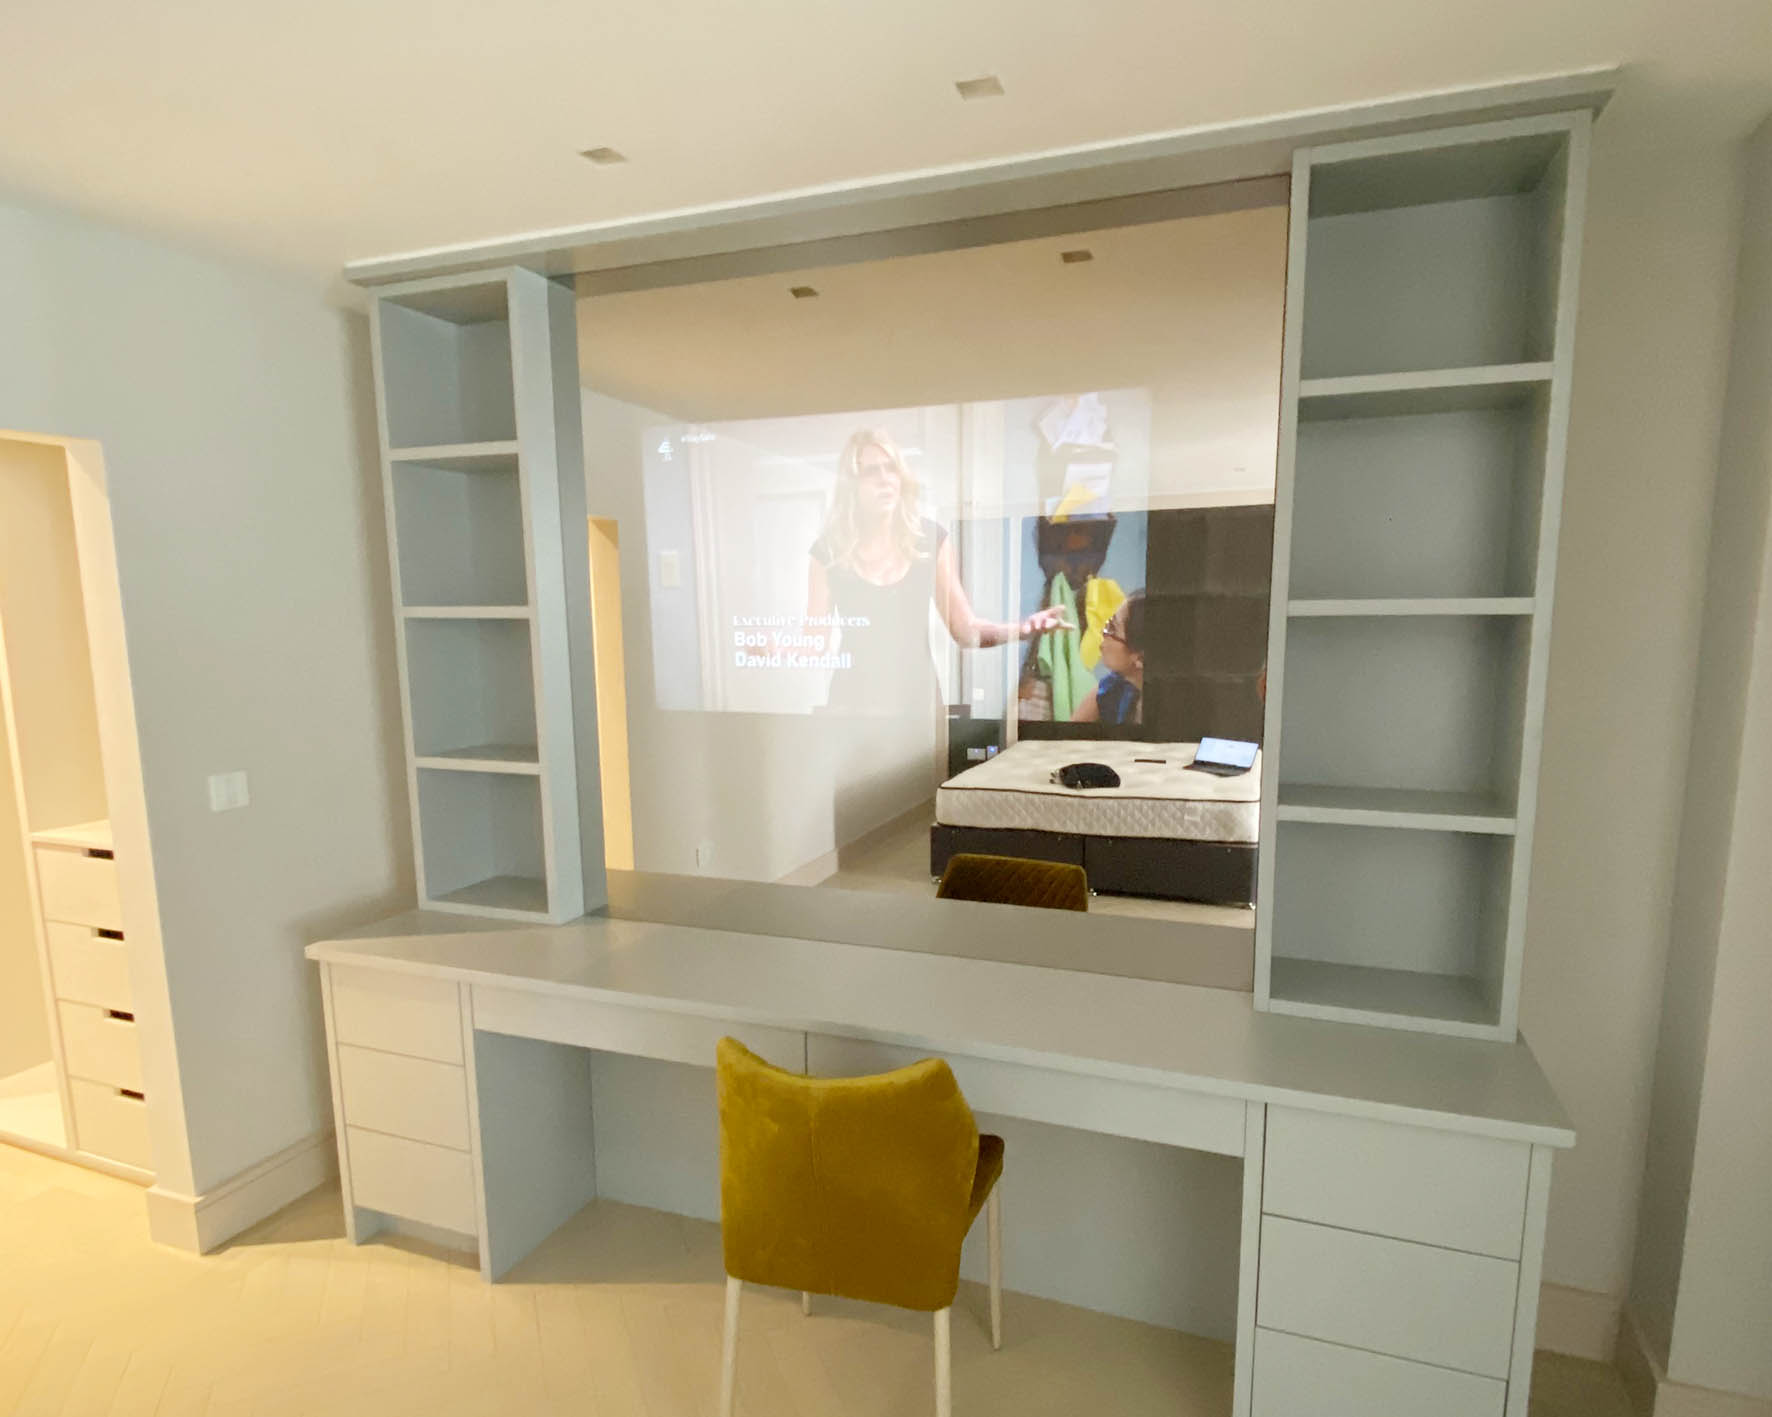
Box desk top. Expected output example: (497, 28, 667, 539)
(308, 910, 1574, 1148)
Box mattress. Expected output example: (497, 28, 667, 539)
(935, 739, 1261, 843)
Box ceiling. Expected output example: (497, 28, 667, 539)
(2, 0, 1769, 281)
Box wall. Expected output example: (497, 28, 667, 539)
(1520, 127, 1745, 1336)
(1629, 113, 1772, 1402)
(0, 195, 409, 1202)
(0, 690, 47, 1079)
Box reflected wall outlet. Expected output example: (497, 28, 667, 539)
(694, 840, 713, 870)
(207, 771, 250, 812)
(659, 550, 682, 588)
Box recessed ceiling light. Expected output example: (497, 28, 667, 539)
(790, 285, 819, 299)
(1060, 249, 1094, 264)
(954, 75, 1005, 101)
(579, 146, 628, 165)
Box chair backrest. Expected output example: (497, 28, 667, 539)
(936, 852, 1089, 911)
(716, 1037, 980, 1311)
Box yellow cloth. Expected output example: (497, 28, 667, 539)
(1080, 576, 1126, 670)
(716, 1038, 1003, 1312)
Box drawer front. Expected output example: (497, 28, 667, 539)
(69, 1078, 153, 1170)
(58, 1000, 144, 1092)
(337, 1044, 470, 1151)
(330, 965, 463, 1064)
(35, 846, 123, 931)
(1253, 1328, 1506, 1417)
(347, 1126, 478, 1235)
(1257, 1216, 1519, 1379)
(807, 1033, 1247, 1157)
(1265, 1107, 1530, 1258)
(473, 986, 804, 1074)
(47, 922, 134, 1012)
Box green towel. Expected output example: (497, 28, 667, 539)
(1034, 574, 1094, 720)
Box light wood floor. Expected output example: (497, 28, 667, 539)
(0, 1143, 1633, 1416)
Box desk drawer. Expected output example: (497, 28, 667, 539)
(472, 986, 804, 1074)
(1253, 1328, 1505, 1417)
(47, 922, 133, 1012)
(69, 1078, 152, 1170)
(1257, 1216, 1519, 1379)
(59, 1001, 144, 1092)
(337, 1044, 470, 1151)
(807, 1034, 1246, 1157)
(347, 1126, 478, 1235)
(35, 845, 123, 931)
(1265, 1107, 1530, 1258)
(330, 965, 463, 1064)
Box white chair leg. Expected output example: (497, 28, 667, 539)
(987, 1187, 1002, 1351)
(721, 1276, 742, 1417)
(801, 1291, 812, 1316)
(934, 1306, 952, 1417)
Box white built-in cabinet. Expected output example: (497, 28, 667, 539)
(1257, 113, 1588, 1039)
(369, 268, 604, 923)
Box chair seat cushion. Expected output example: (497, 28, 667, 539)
(968, 1134, 1004, 1223)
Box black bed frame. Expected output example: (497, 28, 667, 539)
(930, 824, 1256, 905)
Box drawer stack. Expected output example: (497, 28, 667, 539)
(329, 965, 479, 1237)
(1253, 1108, 1533, 1417)
(36, 837, 152, 1172)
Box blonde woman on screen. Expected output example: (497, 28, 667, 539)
(807, 428, 1069, 714)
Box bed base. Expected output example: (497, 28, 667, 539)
(930, 825, 1256, 905)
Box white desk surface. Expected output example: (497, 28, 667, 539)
(308, 910, 1574, 1148)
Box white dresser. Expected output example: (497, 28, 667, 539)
(33, 821, 153, 1174)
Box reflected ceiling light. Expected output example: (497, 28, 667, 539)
(579, 146, 628, 165)
(790, 285, 819, 299)
(954, 75, 1005, 100)
(1060, 249, 1094, 264)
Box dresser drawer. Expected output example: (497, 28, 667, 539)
(808, 1033, 1247, 1157)
(1265, 1107, 1530, 1258)
(1257, 1216, 1519, 1379)
(58, 1001, 144, 1091)
(473, 986, 805, 1074)
(1253, 1328, 1506, 1417)
(47, 922, 134, 1012)
(337, 1044, 470, 1151)
(69, 1078, 153, 1170)
(347, 1126, 478, 1235)
(330, 965, 463, 1064)
(35, 845, 123, 931)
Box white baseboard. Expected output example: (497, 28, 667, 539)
(145, 1130, 336, 1254)
(1538, 1282, 1622, 1361)
(1618, 1305, 1772, 1417)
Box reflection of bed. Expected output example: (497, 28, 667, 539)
(930, 740, 1259, 904)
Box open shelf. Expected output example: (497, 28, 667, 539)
(1289, 397, 1548, 600)
(387, 440, 520, 468)
(377, 280, 517, 448)
(414, 744, 542, 775)
(415, 770, 549, 919)
(1276, 785, 1516, 834)
(1288, 598, 1533, 618)
(1267, 958, 1496, 1034)
(1267, 819, 1511, 1037)
(1296, 364, 1551, 420)
(391, 449, 528, 607)
(1279, 615, 1527, 803)
(404, 617, 537, 761)
(402, 605, 531, 620)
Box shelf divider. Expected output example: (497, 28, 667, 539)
(414, 745, 542, 776)
(388, 440, 521, 467)
(1276, 785, 1517, 834)
(1288, 597, 1534, 618)
(1297, 362, 1552, 420)
(401, 605, 532, 620)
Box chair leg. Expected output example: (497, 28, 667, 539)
(801, 1291, 812, 1316)
(933, 1306, 952, 1417)
(987, 1187, 1002, 1351)
(721, 1276, 742, 1417)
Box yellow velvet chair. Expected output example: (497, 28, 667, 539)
(936, 852, 1090, 912)
(715, 1036, 1004, 1417)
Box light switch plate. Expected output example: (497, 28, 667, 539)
(207, 771, 250, 812)
(659, 550, 682, 588)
